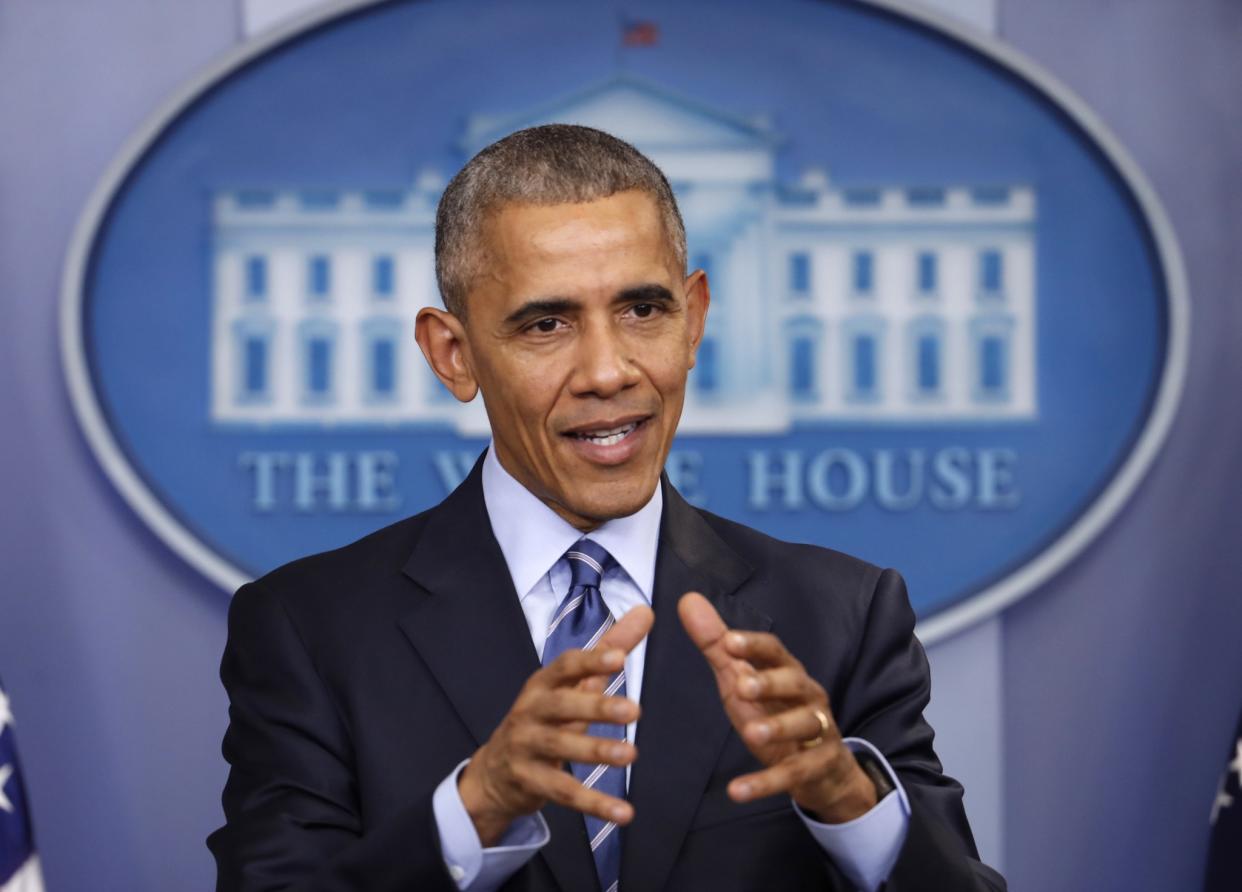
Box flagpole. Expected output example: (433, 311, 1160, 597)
(615, 11, 626, 73)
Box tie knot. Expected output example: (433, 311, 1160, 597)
(564, 539, 613, 590)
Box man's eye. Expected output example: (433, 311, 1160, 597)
(532, 318, 562, 333)
(632, 303, 657, 318)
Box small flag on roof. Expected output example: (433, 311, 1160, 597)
(621, 18, 659, 47)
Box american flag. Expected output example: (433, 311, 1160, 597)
(1206, 705, 1242, 890)
(0, 680, 42, 892)
(621, 18, 659, 47)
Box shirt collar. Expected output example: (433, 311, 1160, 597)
(481, 444, 662, 602)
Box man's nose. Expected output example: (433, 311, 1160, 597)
(570, 320, 642, 398)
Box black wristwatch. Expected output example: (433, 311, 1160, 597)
(853, 748, 896, 800)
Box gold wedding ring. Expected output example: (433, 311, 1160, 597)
(801, 708, 831, 749)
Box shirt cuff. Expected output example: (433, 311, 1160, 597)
(792, 738, 911, 892)
(432, 759, 550, 891)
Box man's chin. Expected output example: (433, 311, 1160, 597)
(557, 477, 661, 529)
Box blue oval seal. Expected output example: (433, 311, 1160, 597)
(61, 0, 1187, 642)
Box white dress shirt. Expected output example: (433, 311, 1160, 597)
(432, 446, 910, 891)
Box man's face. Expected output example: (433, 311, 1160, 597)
(455, 189, 707, 530)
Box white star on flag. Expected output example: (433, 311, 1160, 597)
(1212, 774, 1235, 826)
(0, 688, 12, 732)
(0, 763, 13, 814)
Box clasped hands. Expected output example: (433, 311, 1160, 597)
(459, 593, 878, 846)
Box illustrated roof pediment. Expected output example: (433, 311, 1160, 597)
(461, 74, 782, 155)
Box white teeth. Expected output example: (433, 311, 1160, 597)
(574, 422, 639, 446)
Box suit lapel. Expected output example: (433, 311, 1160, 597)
(397, 455, 599, 892)
(398, 455, 540, 746)
(620, 482, 769, 892)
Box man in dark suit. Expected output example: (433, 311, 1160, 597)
(208, 124, 1005, 891)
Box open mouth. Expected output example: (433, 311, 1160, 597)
(567, 418, 647, 447)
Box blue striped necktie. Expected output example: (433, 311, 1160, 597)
(542, 538, 625, 892)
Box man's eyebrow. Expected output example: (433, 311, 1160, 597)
(615, 284, 676, 305)
(502, 298, 580, 328)
(502, 285, 676, 328)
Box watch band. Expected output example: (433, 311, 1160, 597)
(853, 748, 896, 800)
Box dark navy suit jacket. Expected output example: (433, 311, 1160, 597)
(208, 459, 1005, 891)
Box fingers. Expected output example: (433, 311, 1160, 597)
(530, 688, 640, 725)
(577, 675, 608, 695)
(517, 761, 634, 825)
(539, 646, 626, 689)
(677, 592, 734, 672)
(537, 605, 653, 693)
(724, 630, 798, 669)
(466, 612, 649, 841)
(741, 703, 835, 748)
(736, 666, 824, 704)
(679, 595, 800, 673)
(727, 740, 853, 804)
(511, 722, 638, 769)
(597, 604, 654, 655)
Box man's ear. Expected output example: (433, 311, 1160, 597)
(415, 307, 479, 402)
(683, 267, 711, 368)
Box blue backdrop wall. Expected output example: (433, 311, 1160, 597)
(0, 1, 1239, 890)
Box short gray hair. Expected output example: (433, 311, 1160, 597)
(434, 124, 687, 317)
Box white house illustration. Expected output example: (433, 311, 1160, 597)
(210, 75, 1036, 434)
